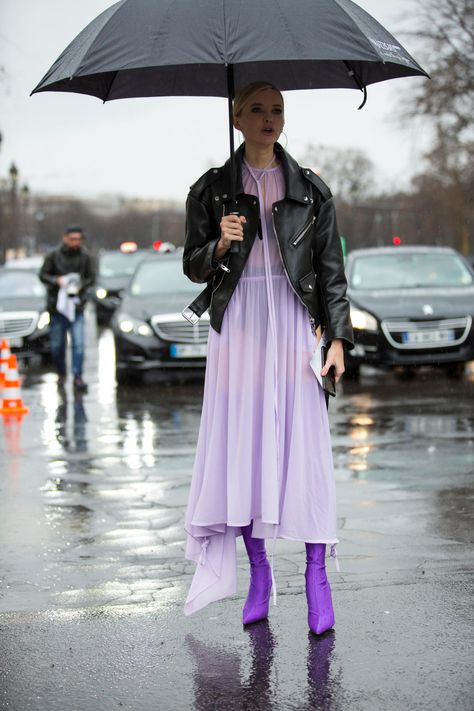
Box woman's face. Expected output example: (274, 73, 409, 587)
(234, 88, 284, 148)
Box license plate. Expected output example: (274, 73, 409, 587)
(402, 329, 454, 344)
(8, 337, 24, 347)
(169, 343, 207, 358)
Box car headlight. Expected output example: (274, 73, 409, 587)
(119, 318, 134, 333)
(350, 307, 378, 331)
(96, 287, 107, 299)
(136, 323, 153, 337)
(37, 311, 50, 330)
(118, 314, 153, 337)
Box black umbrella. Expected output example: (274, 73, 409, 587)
(32, 0, 428, 241)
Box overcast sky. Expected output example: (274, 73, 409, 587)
(0, 0, 429, 203)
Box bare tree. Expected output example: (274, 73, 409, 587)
(406, 0, 474, 172)
(300, 144, 375, 204)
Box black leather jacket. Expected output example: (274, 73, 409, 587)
(183, 144, 353, 349)
(40, 243, 95, 315)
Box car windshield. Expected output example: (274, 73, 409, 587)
(349, 252, 473, 290)
(130, 259, 200, 296)
(99, 252, 145, 277)
(0, 271, 45, 298)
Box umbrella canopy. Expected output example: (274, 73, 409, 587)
(31, 0, 428, 101)
(31, 0, 428, 245)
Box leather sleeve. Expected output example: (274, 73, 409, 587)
(39, 252, 58, 287)
(183, 193, 221, 284)
(312, 199, 354, 350)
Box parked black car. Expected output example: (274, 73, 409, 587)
(344, 246, 474, 377)
(92, 249, 149, 325)
(112, 254, 208, 384)
(0, 268, 50, 360)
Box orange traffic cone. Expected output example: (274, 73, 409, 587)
(0, 339, 11, 388)
(0, 354, 29, 417)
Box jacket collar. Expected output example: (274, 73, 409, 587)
(60, 243, 82, 257)
(221, 143, 310, 205)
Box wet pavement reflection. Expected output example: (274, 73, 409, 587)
(1, 313, 473, 710)
(186, 623, 277, 710)
(1, 317, 473, 612)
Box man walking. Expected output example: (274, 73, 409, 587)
(40, 225, 95, 392)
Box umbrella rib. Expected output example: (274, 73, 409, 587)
(103, 71, 119, 103)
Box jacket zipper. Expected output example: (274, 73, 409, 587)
(292, 216, 316, 247)
(272, 209, 307, 310)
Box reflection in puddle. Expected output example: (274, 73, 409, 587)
(11, 321, 471, 618)
(40, 379, 89, 454)
(403, 413, 462, 436)
(186, 624, 343, 710)
(306, 631, 344, 709)
(335, 377, 474, 480)
(96, 328, 116, 407)
(44, 504, 94, 533)
(186, 622, 276, 710)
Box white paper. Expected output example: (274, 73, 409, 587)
(309, 330, 327, 388)
(56, 273, 80, 322)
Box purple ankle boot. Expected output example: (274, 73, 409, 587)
(305, 543, 335, 635)
(241, 524, 272, 625)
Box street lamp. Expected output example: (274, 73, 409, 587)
(9, 162, 18, 190)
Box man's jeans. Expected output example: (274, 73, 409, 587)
(50, 312, 85, 377)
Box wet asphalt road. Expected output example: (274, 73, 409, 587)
(0, 310, 473, 711)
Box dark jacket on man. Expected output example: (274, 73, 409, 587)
(40, 244, 95, 315)
(183, 143, 354, 349)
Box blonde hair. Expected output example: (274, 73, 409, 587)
(233, 81, 284, 118)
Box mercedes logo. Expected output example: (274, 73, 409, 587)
(422, 304, 434, 316)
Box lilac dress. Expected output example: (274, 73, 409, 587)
(184, 161, 338, 615)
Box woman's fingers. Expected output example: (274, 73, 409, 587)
(321, 358, 344, 383)
(220, 214, 246, 242)
(321, 341, 345, 382)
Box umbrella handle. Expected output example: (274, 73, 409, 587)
(357, 85, 367, 110)
(344, 62, 368, 110)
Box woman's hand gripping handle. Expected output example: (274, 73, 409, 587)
(215, 213, 246, 259)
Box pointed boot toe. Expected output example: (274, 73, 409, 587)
(306, 573, 335, 635)
(242, 562, 272, 626)
(307, 602, 335, 636)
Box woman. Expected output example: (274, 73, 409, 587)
(183, 82, 353, 635)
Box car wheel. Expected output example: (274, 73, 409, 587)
(446, 363, 465, 379)
(96, 315, 110, 328)
(397, 366, 416, 379)
(40, 352, 53, 366)
(115, 368, 143, 386)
